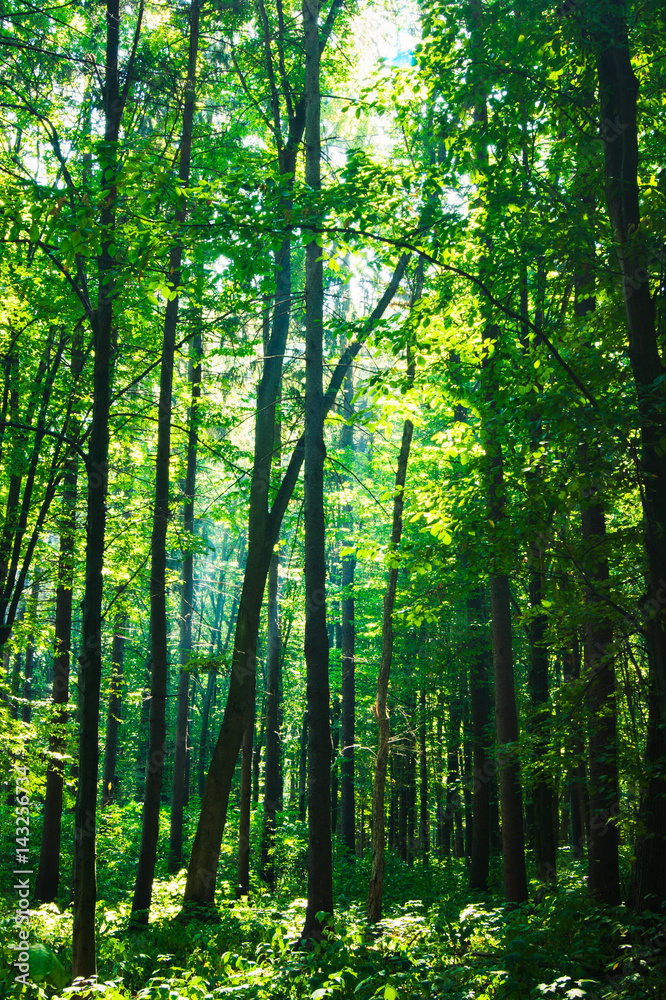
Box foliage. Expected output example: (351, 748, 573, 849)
(2, 823, 665, 1000)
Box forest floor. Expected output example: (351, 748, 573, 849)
(1, 803, 666, 1000)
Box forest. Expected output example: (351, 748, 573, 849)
(1, 0, 666, 997)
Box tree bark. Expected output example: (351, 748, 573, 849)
(527, 543, 557, 886)
(580, 463, 620, 905)
(490, 573, 528, 904)
(301, 0, 333, 937)
(468, 588, 492, 890)
(169, 326, 202, 872)
(589, 0, 666, 912)
(35, 456, 77, 903)
(419, 687, 429, 863)
(339, 369, 356, 854)
(367, 359, 414, 923)
(21, 579, 39, 723)
(101, 611, 125, 806)
(298, 710, 308, 822)
(237, 681, 255, 897)
(72, 0, 126, 976)
(260, 549, 281, 885)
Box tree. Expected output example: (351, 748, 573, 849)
(367, 337, 416, 923)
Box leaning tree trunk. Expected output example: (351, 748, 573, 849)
(169, 326, 202, 873)
(132, 0, 200, 921)
(182, 202, 406, 916)
(367, 354, 414, 923)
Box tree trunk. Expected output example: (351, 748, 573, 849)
(563, 635, 587, 857)
(72, 0, 126, 975)
(252, 708, 263, 807)
(102, 611, 125, 806)
(443, 696, 462, 858)
(527, 544, 557, 886)
(339, 370, 356, 854)
(481, 330, 527, 904)
(490, 574, 528, 903)
(35, 457, 77, 903)
(590, 1, 666, 912)
(198, 564, 237, 797)
(367, 357, 414, 923)
(419, 687, 429, 863)
(580, 464, 619, 905)
(298, 710, 308, 822)
(260, 550, 281, 886)
(237, 682, 255, 897)
(301, 0, 333, 937)
(136, 662, 151, 802)
(132, 0, 199, 920)
(468, 588, 492, 890)
(20, 579, 39, 723)
(331, 696, 340, 837)
(169, 327, 201, 873)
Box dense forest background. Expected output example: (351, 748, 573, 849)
(1, 0, 666, 997)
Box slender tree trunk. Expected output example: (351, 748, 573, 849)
(419, 687, 429, 863)
(301, 0, 333, 936)
(136, 662, 150, 801)
(260, 550, 281, 885)
(132, 0, 199, 919)
(252, 708, 263, 807)
(443, 696, 462, 858)
(339, 371, 356, 854)
(35, 458, 77, 903)
(367, 356, 414, 923)
(169, 327, 201, 872)
(481, 331, 527, 905)
(580, 465, 620, 905)
(527, 543, 557, 886)
(298, 710, 308, 822)
(21, 579, 39, 723)
(463, 734, 473, 860)
(102, 611, 126, 806)
(468, 588, 492, 890)
(563, 636, 587, 857)
(72, 0, 127, 975)
(331, 696, 340, 836)
(490, 573, 528, 903)
(237, 682, 255, 897)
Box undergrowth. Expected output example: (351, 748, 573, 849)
(1, 802, 665, 1000)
